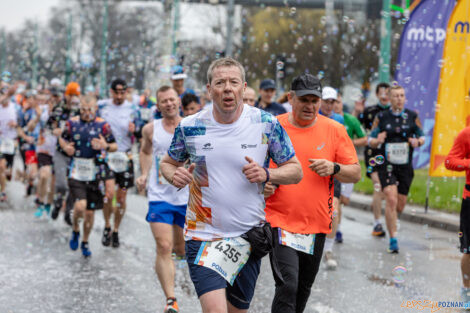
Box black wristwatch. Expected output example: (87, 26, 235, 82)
(332, 163, 340, 176)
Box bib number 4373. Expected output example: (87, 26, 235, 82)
(194, 237, 251, 285)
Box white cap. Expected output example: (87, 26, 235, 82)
(50, 78, 62, 87)
(350, 88, 364, 101)
(322, 86, 338, 100)
(171, 73, 187, 80)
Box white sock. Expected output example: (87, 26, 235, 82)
(337, 224, 341, 232)
(324, 238, 334, 252)
(374, 219, 381, 227)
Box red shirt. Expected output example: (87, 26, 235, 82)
(445, 126, 470, 198)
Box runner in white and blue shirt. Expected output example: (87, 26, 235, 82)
(160, 58, 302, 312)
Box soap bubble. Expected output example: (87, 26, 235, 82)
(392, 266, 407, 284)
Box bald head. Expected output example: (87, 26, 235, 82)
(243, 87, 256, 106)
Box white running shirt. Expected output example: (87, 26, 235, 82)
(0, 101, 18, 155)
(148, 119, 188, 205)
(168, 104, 295, 241)
(98, 99, 139, 152)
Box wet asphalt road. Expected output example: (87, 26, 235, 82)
(0, 180, 463, 313)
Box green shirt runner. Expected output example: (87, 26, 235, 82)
(343, 113, 365, 139)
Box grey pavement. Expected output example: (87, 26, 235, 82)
(0, 181, 464, 313)
(350, 192, 460, 232)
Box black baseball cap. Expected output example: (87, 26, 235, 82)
(260, 79, 276, 90)
(291, 74, 322, 97)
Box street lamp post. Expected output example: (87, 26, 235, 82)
(65, 14, 73, 85)
(225, 0, 235, 57)
(379, 0, 391, 83)
(100, 0, 109, 98)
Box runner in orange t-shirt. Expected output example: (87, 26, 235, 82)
(265, 73, 360, 313)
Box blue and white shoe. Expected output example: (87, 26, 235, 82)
(462, 287, 470, 310)
(335, 231, 343, 243)
(388, 237, 399, 254)
(81, 242, 92, 258)
(69, 231, 80, 251)
(34, 206, 45, 218)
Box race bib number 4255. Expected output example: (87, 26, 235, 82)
(194, 237, 251, 285)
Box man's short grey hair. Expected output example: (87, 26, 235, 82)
(207, 57, 245, 84)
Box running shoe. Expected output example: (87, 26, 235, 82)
(372, 223, 386, 237)
(112, 231, 120, 248)
(388, 238, 399, 254)
(335, 231, 343, 243)
(51, 203, 60, 220)
(44, 204, 51, 216)
(34, 206, 44, 218)
(64, 208, 73, 226)
(26, 184, 33, 196)
(164, 298, 179, 313)
(324, 251, 338, 270)
(102, 227, 111, 247)
(0, 192, 6, 202)
(34, 201, 45, 218)
(81, 242, 92, 258)
(462, 287, 470, 307)
(69, 231, 80, 251)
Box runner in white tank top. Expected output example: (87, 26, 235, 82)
(136, 86, 188, 313)
(147, 118, 188, 205)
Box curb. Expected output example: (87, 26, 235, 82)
(348, 193, 460, 233)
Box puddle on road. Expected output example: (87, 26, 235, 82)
(367, 273, 395, 286)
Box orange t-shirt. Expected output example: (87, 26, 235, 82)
(265, 113, 358, 234)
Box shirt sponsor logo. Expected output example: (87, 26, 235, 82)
(241, 144, 257, 149)
(202, 143, 213, 151)
(316, 143, 325, 150)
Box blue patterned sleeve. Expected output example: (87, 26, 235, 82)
(168, 124, 189, 162)
(268, 119, 295, 165)
(132, 105, 144, 139)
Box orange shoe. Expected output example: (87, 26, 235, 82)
(164, 298, 179, 313)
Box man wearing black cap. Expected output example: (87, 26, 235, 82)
(255, 79, 286, 116)
(264, 73, 361, 313)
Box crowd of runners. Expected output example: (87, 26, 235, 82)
(1, 56, 449, 313)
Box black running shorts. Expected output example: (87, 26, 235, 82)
(102, 161, 135, 189)
(68, 179, 103, 211)
(377, 164, 414, 196)
(0, 153, 14, 168)
(460, 196, 470, 254)
(37, 153, 53, 169)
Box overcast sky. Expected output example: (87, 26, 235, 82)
(0, 0, 60, 31)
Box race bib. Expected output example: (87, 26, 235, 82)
(278, 229, 315, 255)
(140, 108, 152, 121)
(194, 237, 251, 285)
(70, 158, 96, 181)
(0, 138, 15, 155)
(107, 152, 129, 173)
(156, 154, 170, 185)
(59, 120, 67, 131)
(385, 142, 409, 165)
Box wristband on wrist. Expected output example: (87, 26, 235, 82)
(263, 167, 270, 183)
